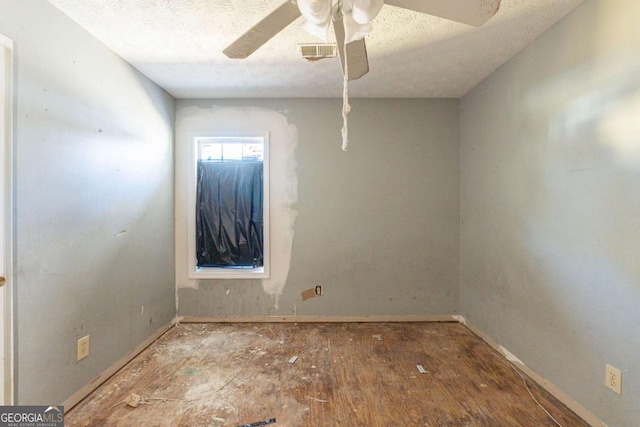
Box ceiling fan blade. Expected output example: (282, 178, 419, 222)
(223, 1, 302, 59)
(385, 0, 501, 27)
(334, 20, 369, 80)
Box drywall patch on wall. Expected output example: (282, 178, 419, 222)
(175, 104, 298, 307)
(260, 112, 298, 308)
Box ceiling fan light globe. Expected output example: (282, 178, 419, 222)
(302, 19, 331, 41)
(351, 0, 384, 25)
(343, 11, 372, 43)
(341, 0, 354, 13)
(297, 0, 332, 24)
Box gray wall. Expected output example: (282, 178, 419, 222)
(7, 1, 634, 424)
(460, 1, 640, 426)
(177, 99, 460, 318)
(1, 0, 175, 404)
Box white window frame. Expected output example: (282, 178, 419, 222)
(187, 132, 270, 279)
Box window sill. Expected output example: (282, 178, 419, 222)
(189, 266, 268, 280)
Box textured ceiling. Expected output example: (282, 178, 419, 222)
(47, 0, 584, 98)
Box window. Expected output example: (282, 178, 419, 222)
(188, 133, 269, 279)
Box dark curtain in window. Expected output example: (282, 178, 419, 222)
(196, 161, 263, 268)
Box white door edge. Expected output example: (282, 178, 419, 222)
(0, 32, 15, 406)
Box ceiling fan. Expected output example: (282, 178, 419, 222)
(223, 0, 503, 81)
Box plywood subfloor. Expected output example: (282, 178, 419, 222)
(66, 322, 589, 427)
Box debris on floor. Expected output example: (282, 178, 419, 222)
(66, 323, 590, 427)
(237, 417, 276, 427)
(125, 393, 142, 408)
(305, 395, 330, 403)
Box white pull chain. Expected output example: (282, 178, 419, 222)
(341, 13, 350, 152)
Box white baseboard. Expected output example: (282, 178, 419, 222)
(63, 322, 173, 412)
(177, 314, 457, 323)
(460, 316, 606, 427)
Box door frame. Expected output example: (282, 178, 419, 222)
(0, 32, 15, 405)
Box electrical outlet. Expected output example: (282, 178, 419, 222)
(315, 285, 323, 296)
(77, 335, 90, 361)
(605, 364, 622, 395)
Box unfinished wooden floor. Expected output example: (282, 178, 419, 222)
(66, 322, 589, 427)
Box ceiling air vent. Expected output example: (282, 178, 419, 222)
(298, 43, 337, 60)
